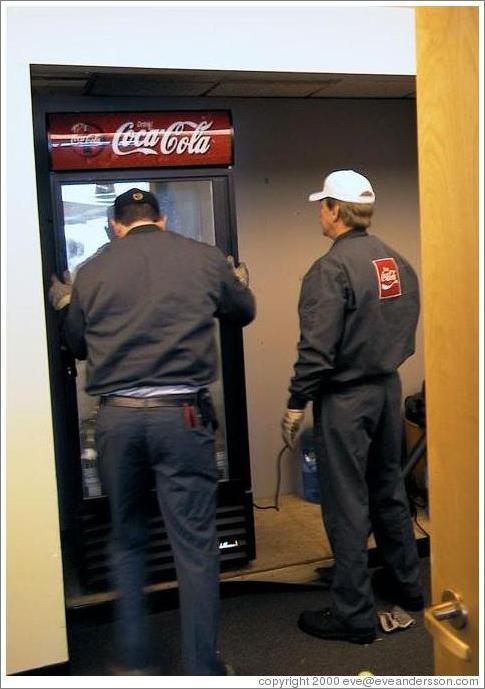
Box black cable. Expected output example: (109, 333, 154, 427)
(253, 444, 290, 512)
(403, 432, 430, 539)
(401, 433, 427, 479)
(413, 511, 430, 538)
(411, 493, 430, 538)
(408, 487, 430, 538)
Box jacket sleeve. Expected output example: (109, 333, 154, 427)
(214, 250, 256, 326)
(288, 259, 348, 408)
(62, 284, 88, 360)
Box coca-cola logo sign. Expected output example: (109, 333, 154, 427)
(48, 111, 233, 170)
(112, 119, 213, 157)
(70, 122, 105, 157)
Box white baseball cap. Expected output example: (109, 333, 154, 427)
(308, 170, 375, 204)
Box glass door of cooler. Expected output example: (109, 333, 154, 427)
(56, 177, 231, 498)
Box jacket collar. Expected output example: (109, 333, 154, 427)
(126, 224, 161, 236)
(333, 228, 369, 244)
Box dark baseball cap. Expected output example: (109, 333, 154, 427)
(114, 188, 160, 216)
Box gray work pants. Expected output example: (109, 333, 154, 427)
(313, 373, 422, 629)
(95, 404, 223, 675)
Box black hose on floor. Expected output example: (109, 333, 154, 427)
(253, 444, 290, 512)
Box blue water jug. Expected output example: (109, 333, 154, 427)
(299, 428, 320, 504)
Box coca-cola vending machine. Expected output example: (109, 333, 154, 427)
(34, 106, 255, 596)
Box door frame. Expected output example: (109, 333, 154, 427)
(415, 6, 480, 676)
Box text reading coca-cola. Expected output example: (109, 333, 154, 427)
(48, 112, 233, 170)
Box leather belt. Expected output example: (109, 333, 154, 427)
(100, 394, 199, 409)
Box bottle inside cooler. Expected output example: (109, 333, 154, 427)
(80, 407, 102, 498)
(215, 434, 229, 481)
(209, 377, 229, 481)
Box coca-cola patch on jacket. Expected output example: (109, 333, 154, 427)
(373, 258, 402, 299)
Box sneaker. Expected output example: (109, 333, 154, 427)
(372, 568, 424, 611)
(377, 610, 399, 633)
(378, 606, 416, 633)
(298, 608, 377, 645)
(390, 605, 416, 629)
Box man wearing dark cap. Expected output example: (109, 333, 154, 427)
(49, 188, 255, 675)
(281, 171, 423, 644)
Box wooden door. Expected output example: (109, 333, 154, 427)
(415, 7, 479, 675)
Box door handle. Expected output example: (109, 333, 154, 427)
(424, 590, 471, 661)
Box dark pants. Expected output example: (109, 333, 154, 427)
(313, 373, 422, 629)
(95, 404, 224, 675)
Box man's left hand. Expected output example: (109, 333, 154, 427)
(49, 271, 72, 310)
(227, 255, 249, 288)
(281, 408, 305, 449)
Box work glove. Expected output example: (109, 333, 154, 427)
(227, 255, 249, 288)
(49, 271, 72, 310)
(378, 606, 415, 633)
(281, 408, 305, 450)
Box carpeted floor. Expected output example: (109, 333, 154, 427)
(67, 560, 433, 677)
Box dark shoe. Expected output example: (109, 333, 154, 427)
(372, 568, 424, 611)
(298, 608, 377, 644)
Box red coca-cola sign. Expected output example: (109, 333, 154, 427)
(373, 258, 402, 299)
(48, 111, 233, 170)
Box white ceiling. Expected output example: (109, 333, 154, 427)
(30, 66, 415, 99)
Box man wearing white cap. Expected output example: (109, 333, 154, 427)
(282, 170, 423, 643)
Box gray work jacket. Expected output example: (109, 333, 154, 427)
(288, 228, 420, 408)
(63, 225, 256, 396)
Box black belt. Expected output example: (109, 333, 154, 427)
(322, 372, 397, 393)
(100, 394, 199, 409)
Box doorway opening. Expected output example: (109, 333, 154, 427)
(31, 63, 429, 611)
